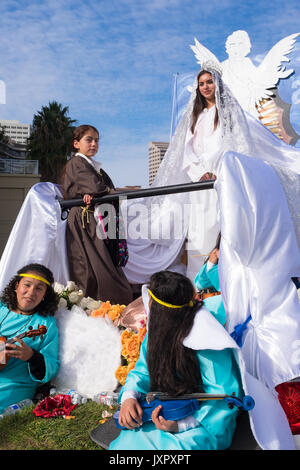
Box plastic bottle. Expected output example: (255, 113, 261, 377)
(93, 391, 119, 406)
(0, 398, 33, 419)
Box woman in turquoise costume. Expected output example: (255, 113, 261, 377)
(0, 263, 59, 413)
(110, 271, 242, 450)
(194, 233, 226, 327)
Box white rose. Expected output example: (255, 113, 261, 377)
(76, 290, 84, 303)
(79, 297, 89, 309)
(68, 292, 79, 304)
(58, 297, 68, 309)
(66, 281, 77, 292)
(86, 299, 102, 311)
(53, 282, 65, 294)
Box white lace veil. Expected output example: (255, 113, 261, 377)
(151, 61, 254, 192)
(147, 62, 300, 247)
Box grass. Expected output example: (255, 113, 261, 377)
(0, 400, 115, 450)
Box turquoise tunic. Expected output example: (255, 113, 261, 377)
(109, 331, 242, 450)
(195, 263, 226, 327)
(0, 302, 59, 413)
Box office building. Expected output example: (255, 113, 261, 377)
(0, 119, 31, 145)
(149, 141, 169, 185)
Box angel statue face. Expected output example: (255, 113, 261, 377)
(198, 72, 216, 104)
(225, 30, 251, 59)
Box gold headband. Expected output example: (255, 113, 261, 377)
(19, 273, 50, 286)
(148, 289, 194, 309)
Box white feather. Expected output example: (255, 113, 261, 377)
(190, 37, 221, 67)
(255, 33, 300, 104)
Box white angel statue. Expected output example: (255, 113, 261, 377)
(191, 30, 299, 116)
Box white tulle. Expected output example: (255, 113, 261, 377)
(53, 305, 121, 397)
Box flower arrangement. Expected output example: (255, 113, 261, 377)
(91, 301, 126, 324)
(115, 323, 147, 385)
(54, 281, 102, 314)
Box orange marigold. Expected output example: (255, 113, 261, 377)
(121, 329, 135, 346)
(91, 301, 111, 318)
(115, 365, 130, 386)
(107, 304, 126, 322)
(125, 335, 141, 361)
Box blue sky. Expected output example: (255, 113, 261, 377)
(0, 0, 299, 187)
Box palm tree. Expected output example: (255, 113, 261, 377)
(27, 101, 77, 182)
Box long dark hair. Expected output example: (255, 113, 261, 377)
(191, 70, 218, 134)
(60, 124, 100, 187)
(1, 264, 59, 317)
(147, 271, 203, 396)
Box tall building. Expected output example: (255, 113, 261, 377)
(149, 141, 169, 185)
(0, 119, 31, 145)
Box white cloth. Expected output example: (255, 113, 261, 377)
(123, 106, 222, 285)
(185, 306, 297, 450)
(216, 152, 300, 389)
(183, 107, 221, 280)
(0, 182, 69, 293)
(183, 106, 223, 178)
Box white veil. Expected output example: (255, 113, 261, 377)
(123, 62, 300, 284)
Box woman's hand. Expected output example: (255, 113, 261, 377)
(118, 398, 143, 430)
(151, 405, 178, 433)
(83, 193, 93, 207)
(200, 172, 217, 181)
(5, 338, 34, 362)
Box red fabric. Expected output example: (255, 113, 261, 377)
(275, 382, 300, 434)
(33, 394, 78, 418)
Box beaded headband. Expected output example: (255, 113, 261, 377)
(19, 273, 51, 286)
(148, 289, 194, 309)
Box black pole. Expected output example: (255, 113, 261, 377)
(58, 180, 215, 211)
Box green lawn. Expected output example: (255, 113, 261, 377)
(0, 400, 113, 450)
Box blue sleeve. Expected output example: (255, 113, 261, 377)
(195, 263, 220, 291)
(28, 316, 60, 384)
(195, 264, 211, 290)
(206, 264, 220, 291)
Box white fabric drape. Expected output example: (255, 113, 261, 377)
(216, 152, 300, 389)
(0, 182, 69, 293)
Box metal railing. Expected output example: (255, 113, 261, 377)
(58, 180, 215, 219)
(0, 158, 39, 175)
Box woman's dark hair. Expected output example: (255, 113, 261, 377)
(0, 263, 59, 317)
(147, 270, 203, 396)
(60, 124, 100, 187)
(191, 70, 218, 134)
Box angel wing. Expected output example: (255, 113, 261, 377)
(254, 33, 299, 105)
(190, 37, 222, 70)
